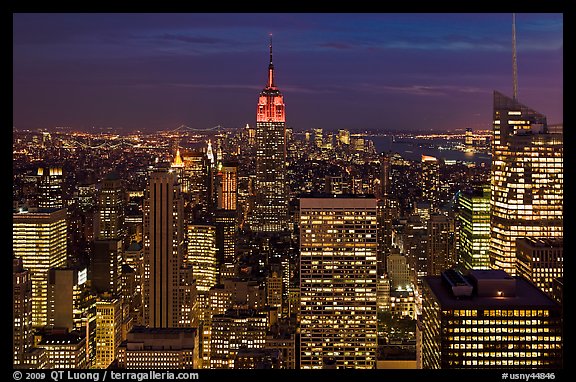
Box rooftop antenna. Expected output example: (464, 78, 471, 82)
(512, 13, 518, 101)
(267, 33, 275, 88)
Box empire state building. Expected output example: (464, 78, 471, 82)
(250, 37, 289, 233)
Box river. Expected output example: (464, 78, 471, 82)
(368, 135, 491, 165)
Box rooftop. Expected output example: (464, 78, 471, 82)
(424, 269, 560, 310)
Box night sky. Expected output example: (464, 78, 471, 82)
(12, 13, 563, 133)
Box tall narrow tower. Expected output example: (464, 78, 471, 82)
(143, 162, 186, 328)
(92, 172, 125, 296)
(251, 36, 289, 233)
(512, 13, 518, 101)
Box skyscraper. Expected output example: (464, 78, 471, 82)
(457, 186, 491, 270)
(47, 266, 97, 366)
(490, 93, 563, 275)
(266, 270, 283, 310)
(13, 208, 68, 327)
(47, 267, 93, 331)
(186, 224, 218, 293)
(427, 213, 456, 276)
(13, 257, 33, 367)
(516, 237, 563, 297)
(94, 172, 126, 241)
(213, 209, 237, 267)
(251, 37, 289, 233)
(489, 16, 563, 275)
(91, 239, 123, 295)
(421, 269, 562, 368)
(37, 166, 64, 210)
(216, 162, 238, 211)
(181, 149, 211, 209)
(94, 297, 122, 369)
(92, 172, 125, 297)
(386, 249, 411, 290)
(299, 197, 378, 369)
(420, 155, 439, 208)
(143, 163, 186, 328)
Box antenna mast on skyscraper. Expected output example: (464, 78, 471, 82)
(512, 13, 518, 101)
(269, 33, 273, 65)
(267, 33, 275, 88)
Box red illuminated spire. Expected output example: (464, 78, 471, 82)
(267, 33, 275, 88)
(257, 35, 284, 123)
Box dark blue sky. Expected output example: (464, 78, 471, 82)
(12, 13, 563, 132)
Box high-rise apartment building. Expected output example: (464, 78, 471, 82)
(251, 38, 289, 233)
(13, 208, 68, 327)
(299, 197, 378, 369)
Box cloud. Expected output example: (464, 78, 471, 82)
(354, 83, 486, 96)
(317, 42, 354, 50)
(155, 33, 230, 45)
(121, 83, 262, 91)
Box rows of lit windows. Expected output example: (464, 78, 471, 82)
(446, 309, 550, 317)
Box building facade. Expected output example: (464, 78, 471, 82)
(516, 237, 563, 297)
(13, 208, 68, 327)
(299, 197, 378, 369)
(13, 258, 33, 367)
(95, 297, 122, 369)
(421, 269, 562, 369)
(117, 327, 199, 368)
(457, 186, 491, 270)
(251, 39, 289, 233)
(490, 91, 563, 275)
(143, 163, 186, 328)
(209, 310, 267, 369)
(186, 224, 218, 293)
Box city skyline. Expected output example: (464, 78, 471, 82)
(13, 13, 562, 133)
(11, 9, 564, 373)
